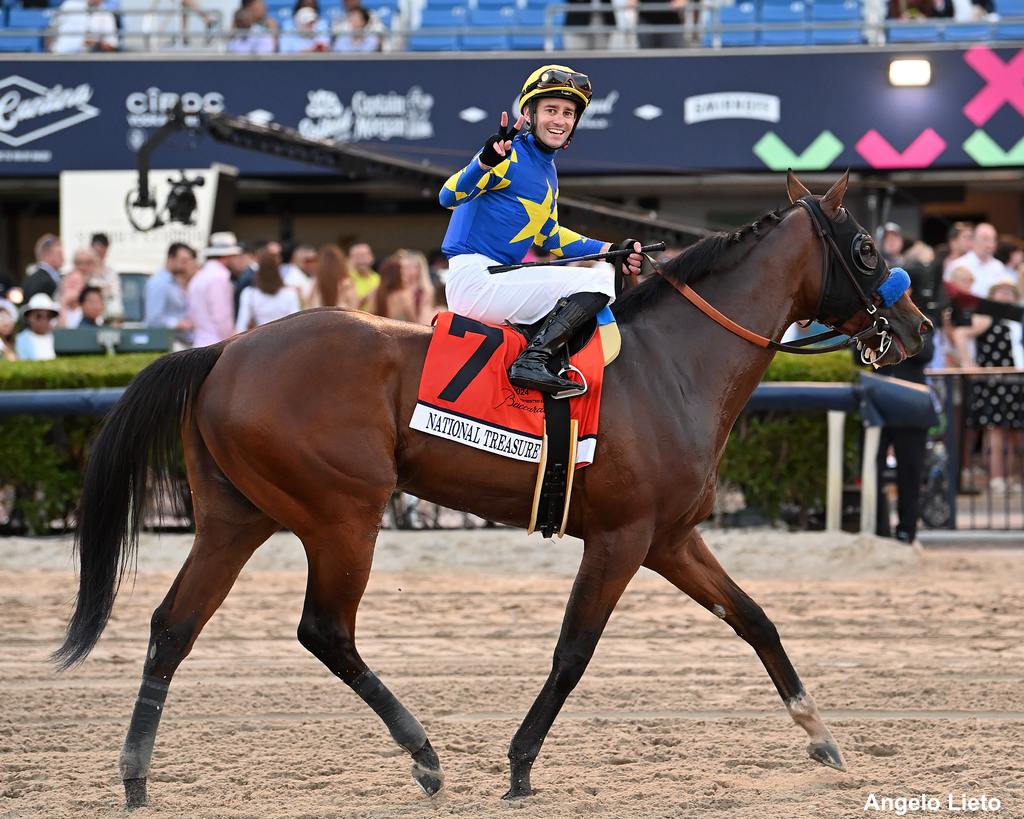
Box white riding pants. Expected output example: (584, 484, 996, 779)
(445, 254, 616, 326)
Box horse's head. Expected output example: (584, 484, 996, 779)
(786, 170, 932, 368)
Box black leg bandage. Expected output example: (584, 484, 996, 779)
(350, 670, 428, 753)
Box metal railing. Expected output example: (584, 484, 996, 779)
(926, 367, 1024, 532)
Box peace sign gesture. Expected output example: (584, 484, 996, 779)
(478, 111, 528, 168)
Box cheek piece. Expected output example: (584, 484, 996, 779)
(878, 266, 910, 308)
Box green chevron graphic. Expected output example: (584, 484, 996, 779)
(963, 129, 1024, 167)
(753, 131, 844, 171)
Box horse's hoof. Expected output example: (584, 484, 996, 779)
(124, 777, 147, 809)
(808, 739, 847, 771)
(501, 786, 534, 801)
(411, 743, 444, 796)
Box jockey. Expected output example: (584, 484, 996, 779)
(439, 64, 643, 397)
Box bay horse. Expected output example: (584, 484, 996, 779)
(55, 171, 930, 808)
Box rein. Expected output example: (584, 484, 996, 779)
(646, 199, 893, 357)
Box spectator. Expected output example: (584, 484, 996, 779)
(373, 253, 432, 324)
(15, 294, 59, 361)
(564, 0, 615, 49)
(874, 267, 937, 545)
(996, 240, 1024, 273)
(953, 278, 1024, 494)
(235, 247, 301, 332)
(887, 0, 953, 17)
(22, 234, 64, 302)
(282, 243, 317, 290)
(57, 268, 87, 328)
(0, 300, 16, 362)
(304, 244, 357, 308)
(280, 5, 330, 51)
(628, 0, 688, 48)
(189, 232, 246, 347)
(51, 0, 119, 53)
(947, 222, 1009, 296)
(348, 241, 381, 308)
(332, 5, 379, 51)
(397, 248, 437, 324)
(880, 222, 905, 266)
(90, 232, 124, 320)
(235, 239, 280, 312)
(77, 286, 105, 327)
(145, 242, 197, 346)
(227, 2, 276, 53)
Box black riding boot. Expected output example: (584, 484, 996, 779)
(509, 292, 609, 397)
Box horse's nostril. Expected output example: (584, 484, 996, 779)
(920, 319, 933, 336)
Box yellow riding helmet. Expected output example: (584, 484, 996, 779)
(518, 65, 593, 115)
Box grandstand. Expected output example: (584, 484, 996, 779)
(1, 0, 1023, 52)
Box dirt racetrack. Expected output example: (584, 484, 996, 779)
(1, 528, 1021, 818)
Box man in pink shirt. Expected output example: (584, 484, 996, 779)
(188, 232, 248, 347)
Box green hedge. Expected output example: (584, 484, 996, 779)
(0, 351, 860, 533)
(0, 354, 163, 534)
(720, 351, 860, 524)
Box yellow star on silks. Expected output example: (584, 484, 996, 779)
(509, 182, 554, 245)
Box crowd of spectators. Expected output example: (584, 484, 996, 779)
(0, 229, 450, 363)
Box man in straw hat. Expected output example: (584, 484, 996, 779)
(188, 232, 248, 347)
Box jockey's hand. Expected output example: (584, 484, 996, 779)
(612, 238, 644, 281)
(478, 111, 527, 168)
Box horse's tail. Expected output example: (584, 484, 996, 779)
(52, 345, 226, 670)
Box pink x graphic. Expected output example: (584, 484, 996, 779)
(855, 128, 946, 169)
(963, 46, 1024, 127)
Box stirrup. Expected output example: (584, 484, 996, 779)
(552, 364, 587, 399)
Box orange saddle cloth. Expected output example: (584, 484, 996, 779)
(410, 311, 616, 467)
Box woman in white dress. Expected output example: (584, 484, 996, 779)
(235, 248, 302, 333)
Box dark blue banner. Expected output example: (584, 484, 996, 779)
(0, 48, 1020, 176)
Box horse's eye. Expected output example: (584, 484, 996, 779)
(854, 236, 878, 272)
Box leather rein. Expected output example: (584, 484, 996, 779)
(642, 198, 893, 356)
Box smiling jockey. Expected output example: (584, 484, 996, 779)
(439, 65, 643, 398)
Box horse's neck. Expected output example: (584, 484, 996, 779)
(626, 226, 815, 448)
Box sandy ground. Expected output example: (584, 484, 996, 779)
(1, 528, 1022, 819)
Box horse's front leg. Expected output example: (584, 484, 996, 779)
(644, 528, 846, 771)
(504, 525, 650, 799)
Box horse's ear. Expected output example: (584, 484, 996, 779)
(820, 170, 850, 219)
(786, 169, 812, 204)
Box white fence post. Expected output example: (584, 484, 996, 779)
(826, 410, 845, 531)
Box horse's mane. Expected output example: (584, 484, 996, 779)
(612, 206, 790, 321)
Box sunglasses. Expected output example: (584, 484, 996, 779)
(534, 69, 593, 100)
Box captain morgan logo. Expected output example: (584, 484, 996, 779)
(0, 75, 99, 162)
(299, 87, 434, 142)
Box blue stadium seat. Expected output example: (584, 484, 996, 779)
(460, 6, 513, 49)
(717, 2, 757, 46)
(995, 22, 1024, 38)
(511, 7, 545, 48)
(423, 0, 466, 9)
(759, 0, 807, 44)
(408, 5, 464, 49)
(1, 7, 51, 51)
(942, 22, 990, 40)
(809, 0, 862, 43)
(886, 22, 940, 42)
(265, 0, 293, 17)
(361, 0, 396, 8)
(998, 0, 1024, 13)
(476, 0, 511, 8)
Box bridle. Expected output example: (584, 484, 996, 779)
(651, 197, 896, 359)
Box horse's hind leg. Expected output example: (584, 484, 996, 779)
(644, 529, 846, 771)
(120, 442, 279, 808)
(296, 516, 444, 797)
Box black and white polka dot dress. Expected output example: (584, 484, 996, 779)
(967, 321, 1024, 429)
